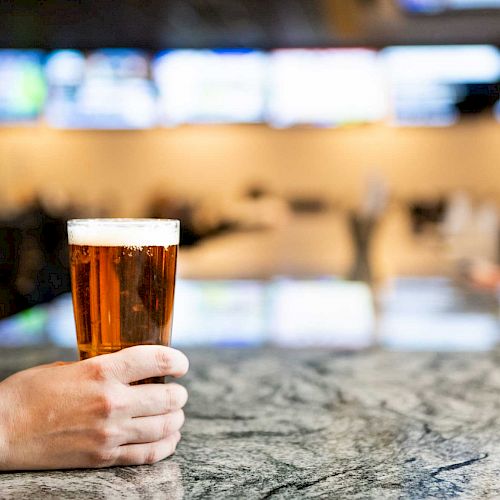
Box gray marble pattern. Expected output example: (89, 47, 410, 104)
(1, 347, 500, 498)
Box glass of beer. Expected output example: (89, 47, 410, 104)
(67, 219, 179, 383)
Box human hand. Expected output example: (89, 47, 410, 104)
(0, 345, 189, 470)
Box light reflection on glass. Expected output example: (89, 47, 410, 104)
(379, 277, 499, 351)
(2, 276, 499, 352)
(173, 280, 267, 347)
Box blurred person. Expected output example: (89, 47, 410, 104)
(408, 197, 447, 235)
(442, 192, 499, 265)
(235, 184, 291, 229)
(147, 191, 274, 247)
(148, 194, 201, 246)
(375, 201, 449, 280)
(27, 199, 71, 304)
(0, 224, 28, 319)
(0, 345, 189, 470)
(16, 194, 73, 306)
(193, 184, 290, 236)
(348, 172, 389, 282)
(0, 191, 39, 318)
(465, 259, 500, 290)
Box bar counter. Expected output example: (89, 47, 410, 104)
(1, 346, 500, 498)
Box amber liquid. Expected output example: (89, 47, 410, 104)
(69, 244, 177, 384)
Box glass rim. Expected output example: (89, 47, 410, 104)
(67, 218, 180, 227)
(67, 219, 180, 246)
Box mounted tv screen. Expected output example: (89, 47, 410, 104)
(267, 48, 387, 127)
(400, 0, 500, 13)
(381, 45, 500, 126)
(0, 50, 46, 123)
(45, 49, 156, 129)
(153, 49, 267, 125)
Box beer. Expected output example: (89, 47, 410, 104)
(68, 219, 179, 383)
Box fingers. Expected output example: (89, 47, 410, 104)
(127, 383, 188, 417)
(87, 345, 189, 384)
(114, 431, 181, 466)
(123, 410, 185, 444)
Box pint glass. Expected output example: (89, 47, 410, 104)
(67, 219, 179, 383)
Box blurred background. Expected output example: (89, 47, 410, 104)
(1, 0, 500, 352)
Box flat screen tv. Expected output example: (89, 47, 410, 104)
(381, 45, 500, 126)
(45, 49, 156, 129)
(267, 48, 387, 128)
(400, 0, 500, 13)
(153, 49, 267, 125)
(0, 50, 46, 123)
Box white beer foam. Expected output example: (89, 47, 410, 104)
(68, 219, 179, 247)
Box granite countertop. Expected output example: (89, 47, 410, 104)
(2, 346, 500, 498)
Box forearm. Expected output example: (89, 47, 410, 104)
(0, 382, 11, 468)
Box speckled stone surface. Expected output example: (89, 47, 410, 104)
(2, 346, 500, 498)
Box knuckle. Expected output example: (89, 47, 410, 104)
(93, 425, 118, 447)
(154, 348, 172, 375)
(85, 360, 107, 382)
(165, 384, 188, 410)
(96, 389, 121, 418)
(166, 386, 178, 410)
(99, 395, 114, 418)
(89, 447, 118, 467)
(162, 411, 181, 436)
(144, 446, 162, 465)
(115, 357, 134, 381)
(161, 416, 172, 437)
(166, 410, 184, 436)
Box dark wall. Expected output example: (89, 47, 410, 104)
(1, 0, 500, 50)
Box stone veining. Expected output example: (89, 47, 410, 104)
(1, 347, 500, 498)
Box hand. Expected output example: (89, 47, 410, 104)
(0, 345, 189, 470)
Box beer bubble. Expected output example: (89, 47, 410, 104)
(73, 246, 90, 264)
(123, 245, 144, 256)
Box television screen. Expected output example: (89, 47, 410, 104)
(45, 49, 157, 129)
(153, 49, 267, 125)
(400, 0, 500, 12)
(267, 48, 387, 128)
(381, 45, 500, 126)
(0, 50, 46, 123)
(495, 100, 500, 121)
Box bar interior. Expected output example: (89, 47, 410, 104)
(1, 0, 500, 496)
